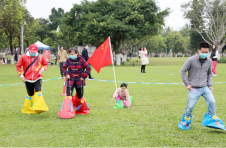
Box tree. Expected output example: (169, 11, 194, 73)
(179, 23, 190, 37)
(165, 31, 184, 56)
(64, 0, 170, 57)
(140, 34, 166, 55)
(36, 18, 50, 42)
(48, 7, 64, 31)
(24, 18, 42, 47)
(182, 0, 226, 53)
(0, 0, 26, 55)
(0, 32, 8, 50)
(160, 26, 173, 37)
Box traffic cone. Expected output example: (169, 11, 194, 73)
(61, 78, 67, 96)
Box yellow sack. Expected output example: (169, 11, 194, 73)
(22, 95, 36, 114)
(29, 91, 49, 112)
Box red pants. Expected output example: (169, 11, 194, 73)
(212, 61, 217, 74)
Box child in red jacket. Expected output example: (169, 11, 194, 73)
(16, 44, 49, 114)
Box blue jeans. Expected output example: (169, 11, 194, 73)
(185, 86, 216, 117)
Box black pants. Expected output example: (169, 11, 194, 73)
(141, 65, 146, 72)
(83, 64, 92, 79)
(25, 79, 42, 96)
(3, 58, 5, 63)
(66, 81, 83, 99)
(88, 64, 92, 79)
(59, 62, 64, 77)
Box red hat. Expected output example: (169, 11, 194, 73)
(29, 44, 38, 53)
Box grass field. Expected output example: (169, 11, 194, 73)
(1, 57, 226, 147)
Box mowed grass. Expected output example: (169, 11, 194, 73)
(0, 57, 226, 147)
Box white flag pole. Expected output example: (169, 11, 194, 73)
(109, 36, 117, 90)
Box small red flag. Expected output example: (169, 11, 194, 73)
(88, 37, 113, 73)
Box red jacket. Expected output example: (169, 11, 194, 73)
(16, 52, 48, 81)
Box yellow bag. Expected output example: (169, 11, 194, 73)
(30, 91, 49, 112)
(22, 95, 36, 114)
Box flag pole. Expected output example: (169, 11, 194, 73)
(109, 36, 117, 90)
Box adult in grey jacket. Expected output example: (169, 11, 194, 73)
(178, 42, 225, 130)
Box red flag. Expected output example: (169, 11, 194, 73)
(88, 37, 113, 73)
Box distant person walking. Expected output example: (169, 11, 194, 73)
(2, 51, 5, 64)
(82, 44, 94, 79)
(57, 46, 68, 78)
(14, 51, 18, 64)
(209, 44, 219, 76)
(139, 47, 149, 73)
(130, 51, 132, 59)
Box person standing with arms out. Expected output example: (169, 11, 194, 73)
(16, 44, 49, 114)
(178, 42, 225, 130)
(2, 51, 5, 64)
(209, 44, 219, 76)
(57, 45, 68, 78)
(139, 47, 149, 73)
(82, 44, 94, 80)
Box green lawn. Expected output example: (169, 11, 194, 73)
(0, 57, 226, 147)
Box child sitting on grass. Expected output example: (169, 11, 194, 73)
(113, 83, 131, 108)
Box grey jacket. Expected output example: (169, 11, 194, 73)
(181, 54, 212, 87)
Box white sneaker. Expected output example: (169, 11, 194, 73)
(213, 74, 217, 76)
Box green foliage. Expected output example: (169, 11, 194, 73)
(0, 0, 26, 54)
(179, 24, 190, 37)
(141, 34, 166, 53)
(64, 0, 170, 53)
(165, 31, 184, 54)
(36, 18, 50, 42)
(23, 19, 42, 47)
(48, 8, 64, 31)
(218, 57, 226, 63)
(0, 32, 8, 49)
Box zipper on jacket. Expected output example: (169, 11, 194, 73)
(32, 57, 34, 81)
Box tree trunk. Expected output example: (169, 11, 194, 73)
(10, 33, 13, 56)
(115, 54, 122, 65)
(26, 40, 29, 47)
(115, 39, 123, 65)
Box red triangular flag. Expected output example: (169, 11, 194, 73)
(88, 37, 113, 73)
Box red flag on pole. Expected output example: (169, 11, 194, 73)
(87, 37, 113, 73)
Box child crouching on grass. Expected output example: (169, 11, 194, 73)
(113, 83, 132, 108)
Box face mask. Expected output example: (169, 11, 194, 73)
(200, 52, 209, 59)
(70, 55, 77, 60)
(30, 53, 36, 57)
(86, 47, 89, 50)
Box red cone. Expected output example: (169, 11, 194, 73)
(73, 94, 90, 115)
(58, 96, 75, 119)
(61, 78, 67, 96)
